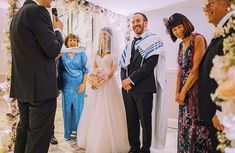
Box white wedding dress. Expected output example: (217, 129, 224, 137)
(77, 54, 130, 153)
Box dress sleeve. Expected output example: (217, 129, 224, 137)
(81, 51, 88, 74)
(111, 54, 118, 66)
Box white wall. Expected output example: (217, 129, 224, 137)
(144, 0, 215, 120)
(0, 8, 8, 75)
(145, 0, 214, 70)
(0, 1, 213, 72)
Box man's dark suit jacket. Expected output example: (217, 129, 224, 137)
(198, 16, 235, 125)
(9, 0, 63, 102)
(198, 37, 223, 125)
(121, 45, 158, 93)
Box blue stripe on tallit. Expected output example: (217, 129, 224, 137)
(144, 48, 155, 59)
(123, 50, 126, 57)
(144, 41, 163, 59)
(120, 55, 125, 67)
(135, 34, 156, 46)
(138, 43, 155, 55)
(120, 47, 128, 67)
(138, 44, 155, 57)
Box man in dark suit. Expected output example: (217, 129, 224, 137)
(9, 0, 63, 152)
(198, 0, 233, 152)
(120, 13, 163, 153)
(50, 58, 62, 145)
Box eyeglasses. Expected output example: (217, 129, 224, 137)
(203, 0, 215, 9)
(202, 0, 225, 9)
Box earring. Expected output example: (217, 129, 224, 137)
(227, 6, 231, 12)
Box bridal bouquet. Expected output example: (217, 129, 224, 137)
(88, 69, 107, 90)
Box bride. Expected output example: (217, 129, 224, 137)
(77, 27, 130, 153)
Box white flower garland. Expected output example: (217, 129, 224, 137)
(212, 25, 225, 38)
(0, 0, 21, 152)
(210, 5, 235, 153)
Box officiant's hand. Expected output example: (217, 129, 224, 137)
(52, 15, 63, 30)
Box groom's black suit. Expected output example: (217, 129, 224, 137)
(121, 38, 158, 153)
(9, 0, 63, 153)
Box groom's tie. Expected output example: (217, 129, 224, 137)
(131, 37, 142, 59)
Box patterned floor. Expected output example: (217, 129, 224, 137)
(0, 98, 177, 153)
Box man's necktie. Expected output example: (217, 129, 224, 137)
(131, 37, 142, 57)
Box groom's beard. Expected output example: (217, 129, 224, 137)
(133, 23, 145, 35)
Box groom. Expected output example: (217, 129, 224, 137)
(120, 12, 163, 153)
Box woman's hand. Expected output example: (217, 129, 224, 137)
(178, 91, 186, 103)
(77, 83, 86, 93)
(55, 53, 62, 60)
(175, 92, 179, 102)
(175, 92, 185, 105)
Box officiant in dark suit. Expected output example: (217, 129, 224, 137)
(9, 0, 63, 153)
(198, 0, 233, 152)
(120, 12, 164, 153)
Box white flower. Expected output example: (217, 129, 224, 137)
(210, 55, 229, 84)
(222, 115, 235, 139)
(224, 147, 235, 153)
(0, 81, 9, 92)
(223, 33, 235, 54)
(3, 94, 11, 102)
(227, 66, 235, 80)
(212, 25, 225, 38)
(212, 10, 235, 150)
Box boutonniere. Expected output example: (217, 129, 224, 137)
(212, 25, 225, 38)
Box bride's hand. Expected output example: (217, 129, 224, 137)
(104, 74, 109, 81)
(98, 74, 109, 86)
(97, 79, 106, 87)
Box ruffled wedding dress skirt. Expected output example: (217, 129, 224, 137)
(77, 76, 130, 153)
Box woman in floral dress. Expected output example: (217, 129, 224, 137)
(164, 13, 212, 153)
